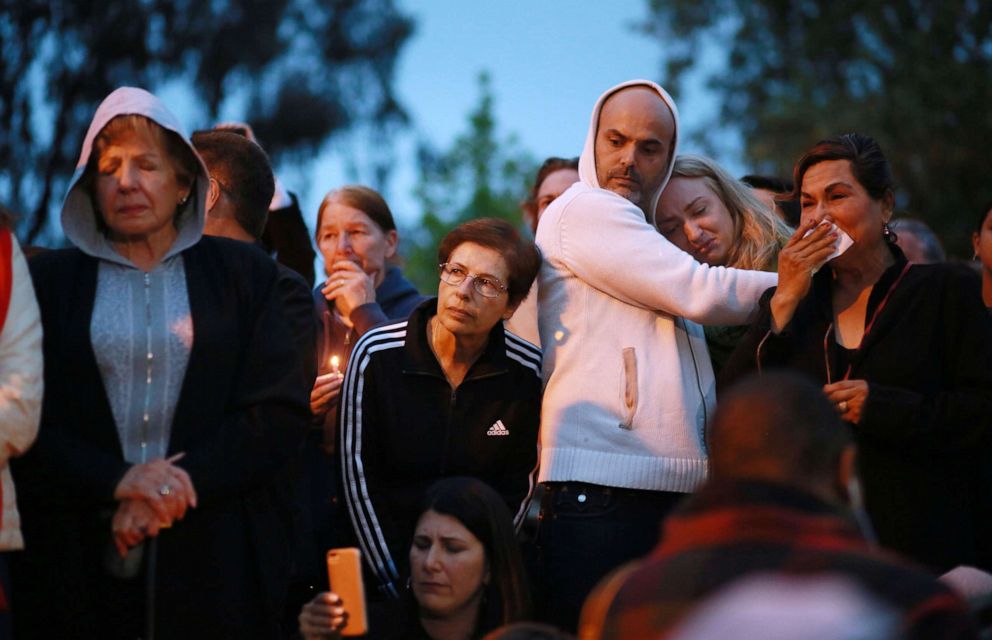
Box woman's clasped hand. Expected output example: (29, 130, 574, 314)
(111, 453, 197, 555)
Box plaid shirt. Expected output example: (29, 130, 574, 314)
(582, 480, 977, 639)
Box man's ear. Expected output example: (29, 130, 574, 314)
(206, 177, 220, 213)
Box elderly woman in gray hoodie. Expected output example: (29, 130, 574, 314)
(13, 87, 309, 639)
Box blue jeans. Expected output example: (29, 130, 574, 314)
(534, 482, 685, 632)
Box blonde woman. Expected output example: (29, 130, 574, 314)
(656, 154, 793, 372)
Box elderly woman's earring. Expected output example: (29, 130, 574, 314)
(179, 193, 189, 206)
(882, 222, 897, 244)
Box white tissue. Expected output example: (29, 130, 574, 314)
(803, 222, 854, 270)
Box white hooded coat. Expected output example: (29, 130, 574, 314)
(534, 80, 778, 492)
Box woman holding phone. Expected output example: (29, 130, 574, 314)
(299, 477, 531, 639)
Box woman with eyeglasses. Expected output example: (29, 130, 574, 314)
(339, 217, 543, 600)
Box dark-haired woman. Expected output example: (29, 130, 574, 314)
(301, 477, 531, 640)
(339, 218, 543, 599)
(722, 133, 992, 573)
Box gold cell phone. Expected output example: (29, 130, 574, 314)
(326, 547, 369, 636)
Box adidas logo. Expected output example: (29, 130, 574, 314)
(487, 420, 510, 436)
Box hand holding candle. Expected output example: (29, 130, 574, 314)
(311, 355, 345, 417)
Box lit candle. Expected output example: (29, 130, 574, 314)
(330, 355, 340, 375)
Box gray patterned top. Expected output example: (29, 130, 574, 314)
(91, 256, 193, 464)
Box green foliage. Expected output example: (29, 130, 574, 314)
(1, 0, 413, 244)
(403, 72, 536, 293)
(641, 0, 992, 256)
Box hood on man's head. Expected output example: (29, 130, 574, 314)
(61, 86, 209, 266)
(577, 79, 680, 224)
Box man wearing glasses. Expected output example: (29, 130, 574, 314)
(532, 80, 778, 631)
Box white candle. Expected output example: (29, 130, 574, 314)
(330, 355, 340, 375)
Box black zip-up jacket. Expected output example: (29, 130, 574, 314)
(339, 299, 542, 597)
(720, 245, 992, 573)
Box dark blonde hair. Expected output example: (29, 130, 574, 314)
(668, 155, 792, 270)
(88, 114, 198, 191)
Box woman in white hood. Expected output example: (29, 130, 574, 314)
(13, 87, 309, 638)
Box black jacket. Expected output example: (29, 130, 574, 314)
(340, 299, 541, 596)
(721, 246, 992, 572)
(16, 237, 309, 639)
(262, 192, 316, 288)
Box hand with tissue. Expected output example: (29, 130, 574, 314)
(769, 218, 842, 332)
(802, 220, 855, 268)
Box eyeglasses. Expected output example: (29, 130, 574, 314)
(438, 263, 508, 298)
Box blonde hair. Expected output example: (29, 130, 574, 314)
(90, 114, 198, 191)
(669, 155, 793, 271)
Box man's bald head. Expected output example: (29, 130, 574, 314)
(709, 371, 852, 493)
(594, 86, 677, 212)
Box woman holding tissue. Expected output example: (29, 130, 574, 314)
(13, 87, 309, 638)
(720, 133, 992, 573)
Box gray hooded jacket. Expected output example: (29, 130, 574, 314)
(62, 87, 210, 464)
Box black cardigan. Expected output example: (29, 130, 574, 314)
(721, 247, 992, 573)
(14, 237, 310, 639)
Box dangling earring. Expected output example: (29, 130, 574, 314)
(405, 576, 412, 590)
(882, 222, 897, 244)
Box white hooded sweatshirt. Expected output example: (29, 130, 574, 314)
(534, 80, 777, 492)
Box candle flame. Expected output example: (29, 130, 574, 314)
(330, 355, 340, 373)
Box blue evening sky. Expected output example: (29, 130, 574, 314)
(292, 0, 743, 242)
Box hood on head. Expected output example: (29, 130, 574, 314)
(577, 79, 680, 224)
(61, 86, 209, 266)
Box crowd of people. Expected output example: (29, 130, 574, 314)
(1, 77, 990, 640)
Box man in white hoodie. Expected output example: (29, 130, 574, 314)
(533, 80, 778, 630)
